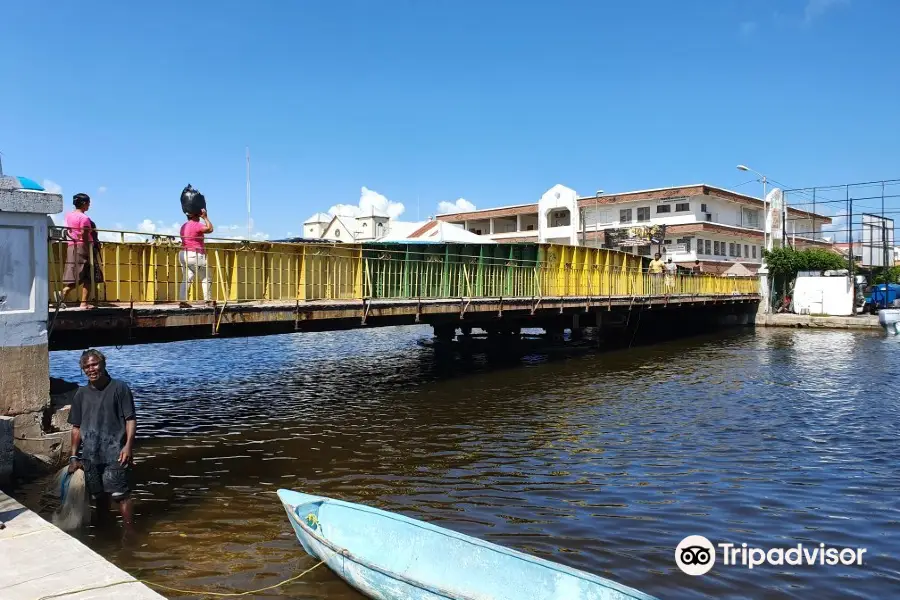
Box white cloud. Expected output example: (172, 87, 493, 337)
(328, 203, 360, 217)
(122, 219, 270, 242)
(98, 186, 107, 194)
(804, 0, 849, 23)
(821, 214, 849, 243)
(42, 179, 63, 195)
(328, 187, 405, 219)
(437, 198, 477, 214)
(137, 219, 181, 236)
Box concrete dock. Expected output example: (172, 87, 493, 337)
(0, 491, 164, 600)
(756, 313, 881, 330)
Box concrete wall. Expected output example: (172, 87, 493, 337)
(0, 190, 63, 484)
(793, 275, 854, 316)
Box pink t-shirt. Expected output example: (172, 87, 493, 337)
(64, 211, 92, 246)
(180, 220, 207, 252)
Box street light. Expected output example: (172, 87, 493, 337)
(737, 164, 771, 313)
(737, 165, 769, 251)
(581, 190, 605, 247)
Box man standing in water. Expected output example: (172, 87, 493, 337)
(68, 349, 136, 528)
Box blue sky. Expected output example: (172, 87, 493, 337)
(1, 0, 897, 240)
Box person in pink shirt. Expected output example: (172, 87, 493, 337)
(59, 193, 102, 309)
(179, 208, 214, 305)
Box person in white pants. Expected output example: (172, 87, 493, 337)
(179, 208, 214, 306)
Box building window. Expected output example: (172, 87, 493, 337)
(701, 203, 708, 213)
(729, 242, 735, 256)
(362, 222, 368, 228)
(334, 229, 341, 237)
(664, 239, 672, 245)
(742, 208, 761, 229)
(677, 237, 692, 252)
(713, 241, 720, 255)
(752, 245, 757, 259)
(706, 213, 713, 222)
(736, 244, 741, 257)
(656, 204, 671, 214)
(675, 202, 690, 212)
(744, 244, 749, 257)
(637, 207, 650, 221)
(638, 244, 651, 256)
(526, 224, 534, 231)
(705, 240, 712, 255)
(620, 208, 632, 223)
(548, 209, 571, 227)
(696, 238, 703, 254)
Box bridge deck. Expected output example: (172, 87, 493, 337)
(49, 293, 760, 350)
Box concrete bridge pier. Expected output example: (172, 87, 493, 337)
(0, 188, 66, 485)
(432, 323, 457, 343)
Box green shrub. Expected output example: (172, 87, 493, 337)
(763, 247, 847, 278)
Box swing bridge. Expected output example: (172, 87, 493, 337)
(47, 228, 761, 350)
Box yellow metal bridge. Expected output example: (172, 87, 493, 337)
(47, 228, 760, 349)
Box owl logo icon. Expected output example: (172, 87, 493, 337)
(675, 535, 716, 576)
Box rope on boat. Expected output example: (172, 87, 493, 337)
(36, 560, 325, 599)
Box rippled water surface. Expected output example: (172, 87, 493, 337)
(19, 327, 900, 599)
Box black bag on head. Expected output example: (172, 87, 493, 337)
(180, 184, 207, 215)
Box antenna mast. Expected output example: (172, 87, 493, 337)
(246, 147, 251, 239)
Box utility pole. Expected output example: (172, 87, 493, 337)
(848, 185, 855, 314)
(580, 207, 586, 246)
(882, 181, 889, 276)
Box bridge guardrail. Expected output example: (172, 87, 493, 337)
(48, 227, 760, 305)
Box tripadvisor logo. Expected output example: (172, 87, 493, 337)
(675, 536, 867, 575)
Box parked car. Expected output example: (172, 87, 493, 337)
(863, 283, 900, 313)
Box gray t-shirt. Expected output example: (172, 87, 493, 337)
(68, 377, 136, 464)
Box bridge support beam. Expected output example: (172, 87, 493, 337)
(0, 188, 65, 484)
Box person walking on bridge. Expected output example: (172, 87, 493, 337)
(58, 193, 103, 309)
(67, 349, 136, 530)
(179, 208, 214, 306)
(648, 252, 665, 295)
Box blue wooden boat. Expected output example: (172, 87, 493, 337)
(277, 489, 659, 600)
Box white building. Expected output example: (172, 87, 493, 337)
(380, 219, 495, 244)
(302, 210, 424, 243)
(437, 183, 833, 274)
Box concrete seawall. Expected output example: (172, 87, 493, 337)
(0, 491, 164, 599)
(756, 313, 881, 330)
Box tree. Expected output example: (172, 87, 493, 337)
(873, 265, 900, 284)
(763, 247, 847, 278)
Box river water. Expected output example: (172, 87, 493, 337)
(18, 326, 900, 599)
